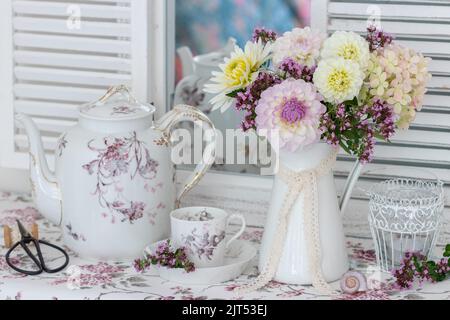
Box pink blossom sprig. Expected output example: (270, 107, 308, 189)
(278, 57, 316, 82)
(366, 25, 394, 52)
(134, 240, 195, 273)
(320, 99, 395, 164)
(235, 72, 282, 131)
(367, 99, 396, 140)
(392, 245, 450, 290)
(252, 27, 277, 44)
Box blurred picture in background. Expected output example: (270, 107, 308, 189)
(176, 0, 311, 81)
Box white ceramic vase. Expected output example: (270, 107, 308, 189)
(258, 143, 350, 285)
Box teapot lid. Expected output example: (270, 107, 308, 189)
(79, 85, 155, 121)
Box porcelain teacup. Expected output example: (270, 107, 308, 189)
(170, 207, 246, 268)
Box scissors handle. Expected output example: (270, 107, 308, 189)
(5, 240, 43, 275)
(37, 239, 70, 273)
(5, 238, 70, 275)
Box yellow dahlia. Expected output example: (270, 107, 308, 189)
(313, 58, 364, 104)
(204, 40, 272, 112)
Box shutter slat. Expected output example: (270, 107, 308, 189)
(397, 39, 450, 58)
(423, 93, 450, 108)
(13, 17, 131, 37)
(338, 145, 450, 163)
(15, 134, 57, 151)
(13, 1, 131, 20)
(14, 51, 131, 72)
(329, 19, 450, 37)
(428, 59, 450, 74)
(14, 33, 131, 54)
(335, 161, 450, 184)
(329, 2, 450, 20)
(14, 84, 105, 103)
(16, 117, 76, 133)
(391, 128, 450, 147)
(414, 111, 450, 128)
(15, 100, 79, 118)
(428, 75, 450, 91)
(15, 66, 132, 86)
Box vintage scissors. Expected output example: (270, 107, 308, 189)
(5, 220, 69, 275)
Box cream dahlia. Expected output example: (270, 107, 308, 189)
(204, 40, 272, 112)
(313, 58, 364, 104)
(321, 31, 370, 70)
(255, 79, 325, 152)
(272, 27, 325, 68)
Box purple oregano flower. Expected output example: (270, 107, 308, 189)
(366, 25, 394, 52)
(235, 72, 282, 131)
(252, 27, 277, 44)
(278, 57, 316, 82)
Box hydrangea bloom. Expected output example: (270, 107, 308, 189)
(321, 31, 370, 70)
(363, 43, 431, 128)
(272, 27, 325, 68)
(313, 57, 364, 104)
(255, 79, 325, 152)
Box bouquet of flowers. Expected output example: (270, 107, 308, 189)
(205, 26, 431, 163)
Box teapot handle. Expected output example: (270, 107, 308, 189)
(154, 105, 216, 209)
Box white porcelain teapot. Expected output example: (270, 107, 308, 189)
(16, 85, 216, 260)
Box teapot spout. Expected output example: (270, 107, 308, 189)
(15, 114, 62, 225)
(339, 160, 363, 214)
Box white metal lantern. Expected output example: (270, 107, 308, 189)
(368, 178, 444, 272)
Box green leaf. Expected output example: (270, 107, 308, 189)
(343, 97, 358, 107)
(427, 260, 436, 267)
(374, 132, 387, 141)
(444, 244, 450, 257)
(339, 141, 352, 155)
(226, 88, 245, 98)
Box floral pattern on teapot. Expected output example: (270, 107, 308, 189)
(111, 105, 140, 115)
(56, 134, 68, 157)
(82, 131, 160, 224)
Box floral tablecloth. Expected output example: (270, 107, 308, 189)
(0, 192, 449, 300)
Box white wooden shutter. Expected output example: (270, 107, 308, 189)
(0, 0, 172, 170)
(311, 0, 450, 204)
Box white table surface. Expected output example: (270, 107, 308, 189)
(0, 191, 449, 300)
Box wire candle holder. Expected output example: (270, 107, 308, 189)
(368, 178, 444, 272)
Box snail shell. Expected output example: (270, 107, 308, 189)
(340, 271, 367, 294)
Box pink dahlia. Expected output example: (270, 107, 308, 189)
(255, 79, 326, 152)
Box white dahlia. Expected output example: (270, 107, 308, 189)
(321, 31, 370, 70)
(313, 58, 364, 104)
(272, 27, 325, 68)
(204, 40, 272, 112)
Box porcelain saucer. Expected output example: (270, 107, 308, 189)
(144, 239, 256, 285)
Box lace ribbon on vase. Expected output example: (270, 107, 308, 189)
(235, 149, 339, 296)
